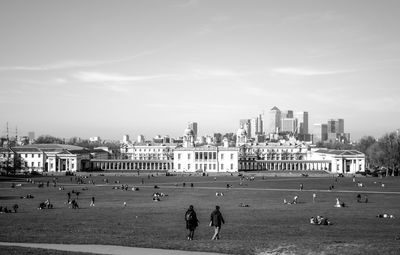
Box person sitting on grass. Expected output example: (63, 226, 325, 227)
(13, 204, 18, 213)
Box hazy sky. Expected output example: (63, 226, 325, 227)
(1, 0, 400, 141)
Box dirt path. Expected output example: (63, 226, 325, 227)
(0, 242, 228, 255)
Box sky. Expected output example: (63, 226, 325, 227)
(1, 0, 400, 141)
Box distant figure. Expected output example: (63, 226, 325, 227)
(90, 197, 95, 207)
(312, 193, 317, 203)
(300, 183, 303, 191)
(210, 205, 225, 240)
(123, 201, 127, 207)
(141, 178, 144, 184)
(365, 195, 368, 203)
(293, 195, 298, 204)
(12, 204, 18, 213)
(183, 182, 186, 187)
(185, 205, 199, 240)
(356, 194, 361, 203)
(190, 183, 194, 188)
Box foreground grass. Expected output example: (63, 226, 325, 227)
(1, 173, 400, 254)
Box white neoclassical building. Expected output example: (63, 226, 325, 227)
(309, 149, 365, 174)
(173, 126, 239, 173)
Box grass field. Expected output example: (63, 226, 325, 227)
(1, 172, 400, 255)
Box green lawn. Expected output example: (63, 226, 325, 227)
(1, 173, 400, 255)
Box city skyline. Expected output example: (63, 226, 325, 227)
(1, 1, 400, 140)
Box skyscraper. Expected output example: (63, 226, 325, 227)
(264, 106, 281, 134)
(188, 122, 198, 140)
(257, 114, 263, 135)
(239, 119, 251, 138)
(312, 124, 328, 144)
(250, 118, 258, 138)
(295, 111, 309, 135)
(281, 118, 298, 133)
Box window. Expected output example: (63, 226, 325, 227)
(204, 152, 208, 160)
(199, 152, 203, 160)
(50, 163, 53, 169)
(213, 152, 217, 160)
(38, 162, 41, 167)
(230, 164, 233, 170)
(178, 153, 181, 160)
(213, 164, 216, 170)
(221, 154, 224, 160)
(221, 164, 224, 169)
(71, 164, 74, 169)
(195, 152, 198, 160)
(188, 164, 191, 170)
(32, 154, 34, 157)
(195, 164, 198, 169)
(31, 162, 34, 167)
(25, 154, 28, 158)
(337, 165, 340, 170)
(178, 164, 181, 170)
(188, 154, 191, 160)
(359, 165, 362, 171)
(230, 153, 234, 160)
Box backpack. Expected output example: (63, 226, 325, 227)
(186, 211, 194, 221)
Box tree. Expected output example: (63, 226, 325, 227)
(35, 135, 64, 144)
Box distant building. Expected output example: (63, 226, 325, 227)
(257, 114, 263, 135)
(239, 119, 251, 138)
(250, 118, 258, 138)
(264, 106, 281, 134)
(137, 135, 145, 143)
(188, 122, 198, 140)
(174, 144, 238, 173)
(310, 149, 365, 174)
(295, 111, 309, 135)
(89, 136, 101, 143)
(28, 132, 35, 141)
(4, 144, 91, 173)
(281, 110, 293, 118)
(312, 124, 328, 144)
(281, 118, 298, 133)
(122, 135, 130, 144)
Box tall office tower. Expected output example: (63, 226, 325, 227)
(137, 135, 145, 143)
(122, 134, 130, 144)
(239, 119, 251, 138)
(250, 118, 258, 138)
(281, 118, 298, 133)
(327, 119, 345, 134)
(188, 122, 198, 140)
(281, 110, 294, 118)
(327, 119, 337, 133)
(257, 114, 263, 135)
(28, 131, 35, 140)
(312, 124, 328, 144)
(295, 111, 309, 135)
(264, 106, 281, 134)
(336, 119, 344, 133)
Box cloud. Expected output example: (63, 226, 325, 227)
(0, 51, 155, 71)
(270, 67, 351, 76)
(73, 71, 173, 83)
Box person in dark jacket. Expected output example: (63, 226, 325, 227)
(185, 205, 199, 240)
(210, 205, 225, 240)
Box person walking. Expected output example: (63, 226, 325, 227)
(210, 205, 225, 240)
(185, 205, 199, 240)
(90, 196, 95, 207)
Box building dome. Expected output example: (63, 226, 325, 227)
(184, 127, 194, 136)
(237, 127, 247, 137)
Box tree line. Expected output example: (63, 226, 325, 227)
(317, 131, 400, 176)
